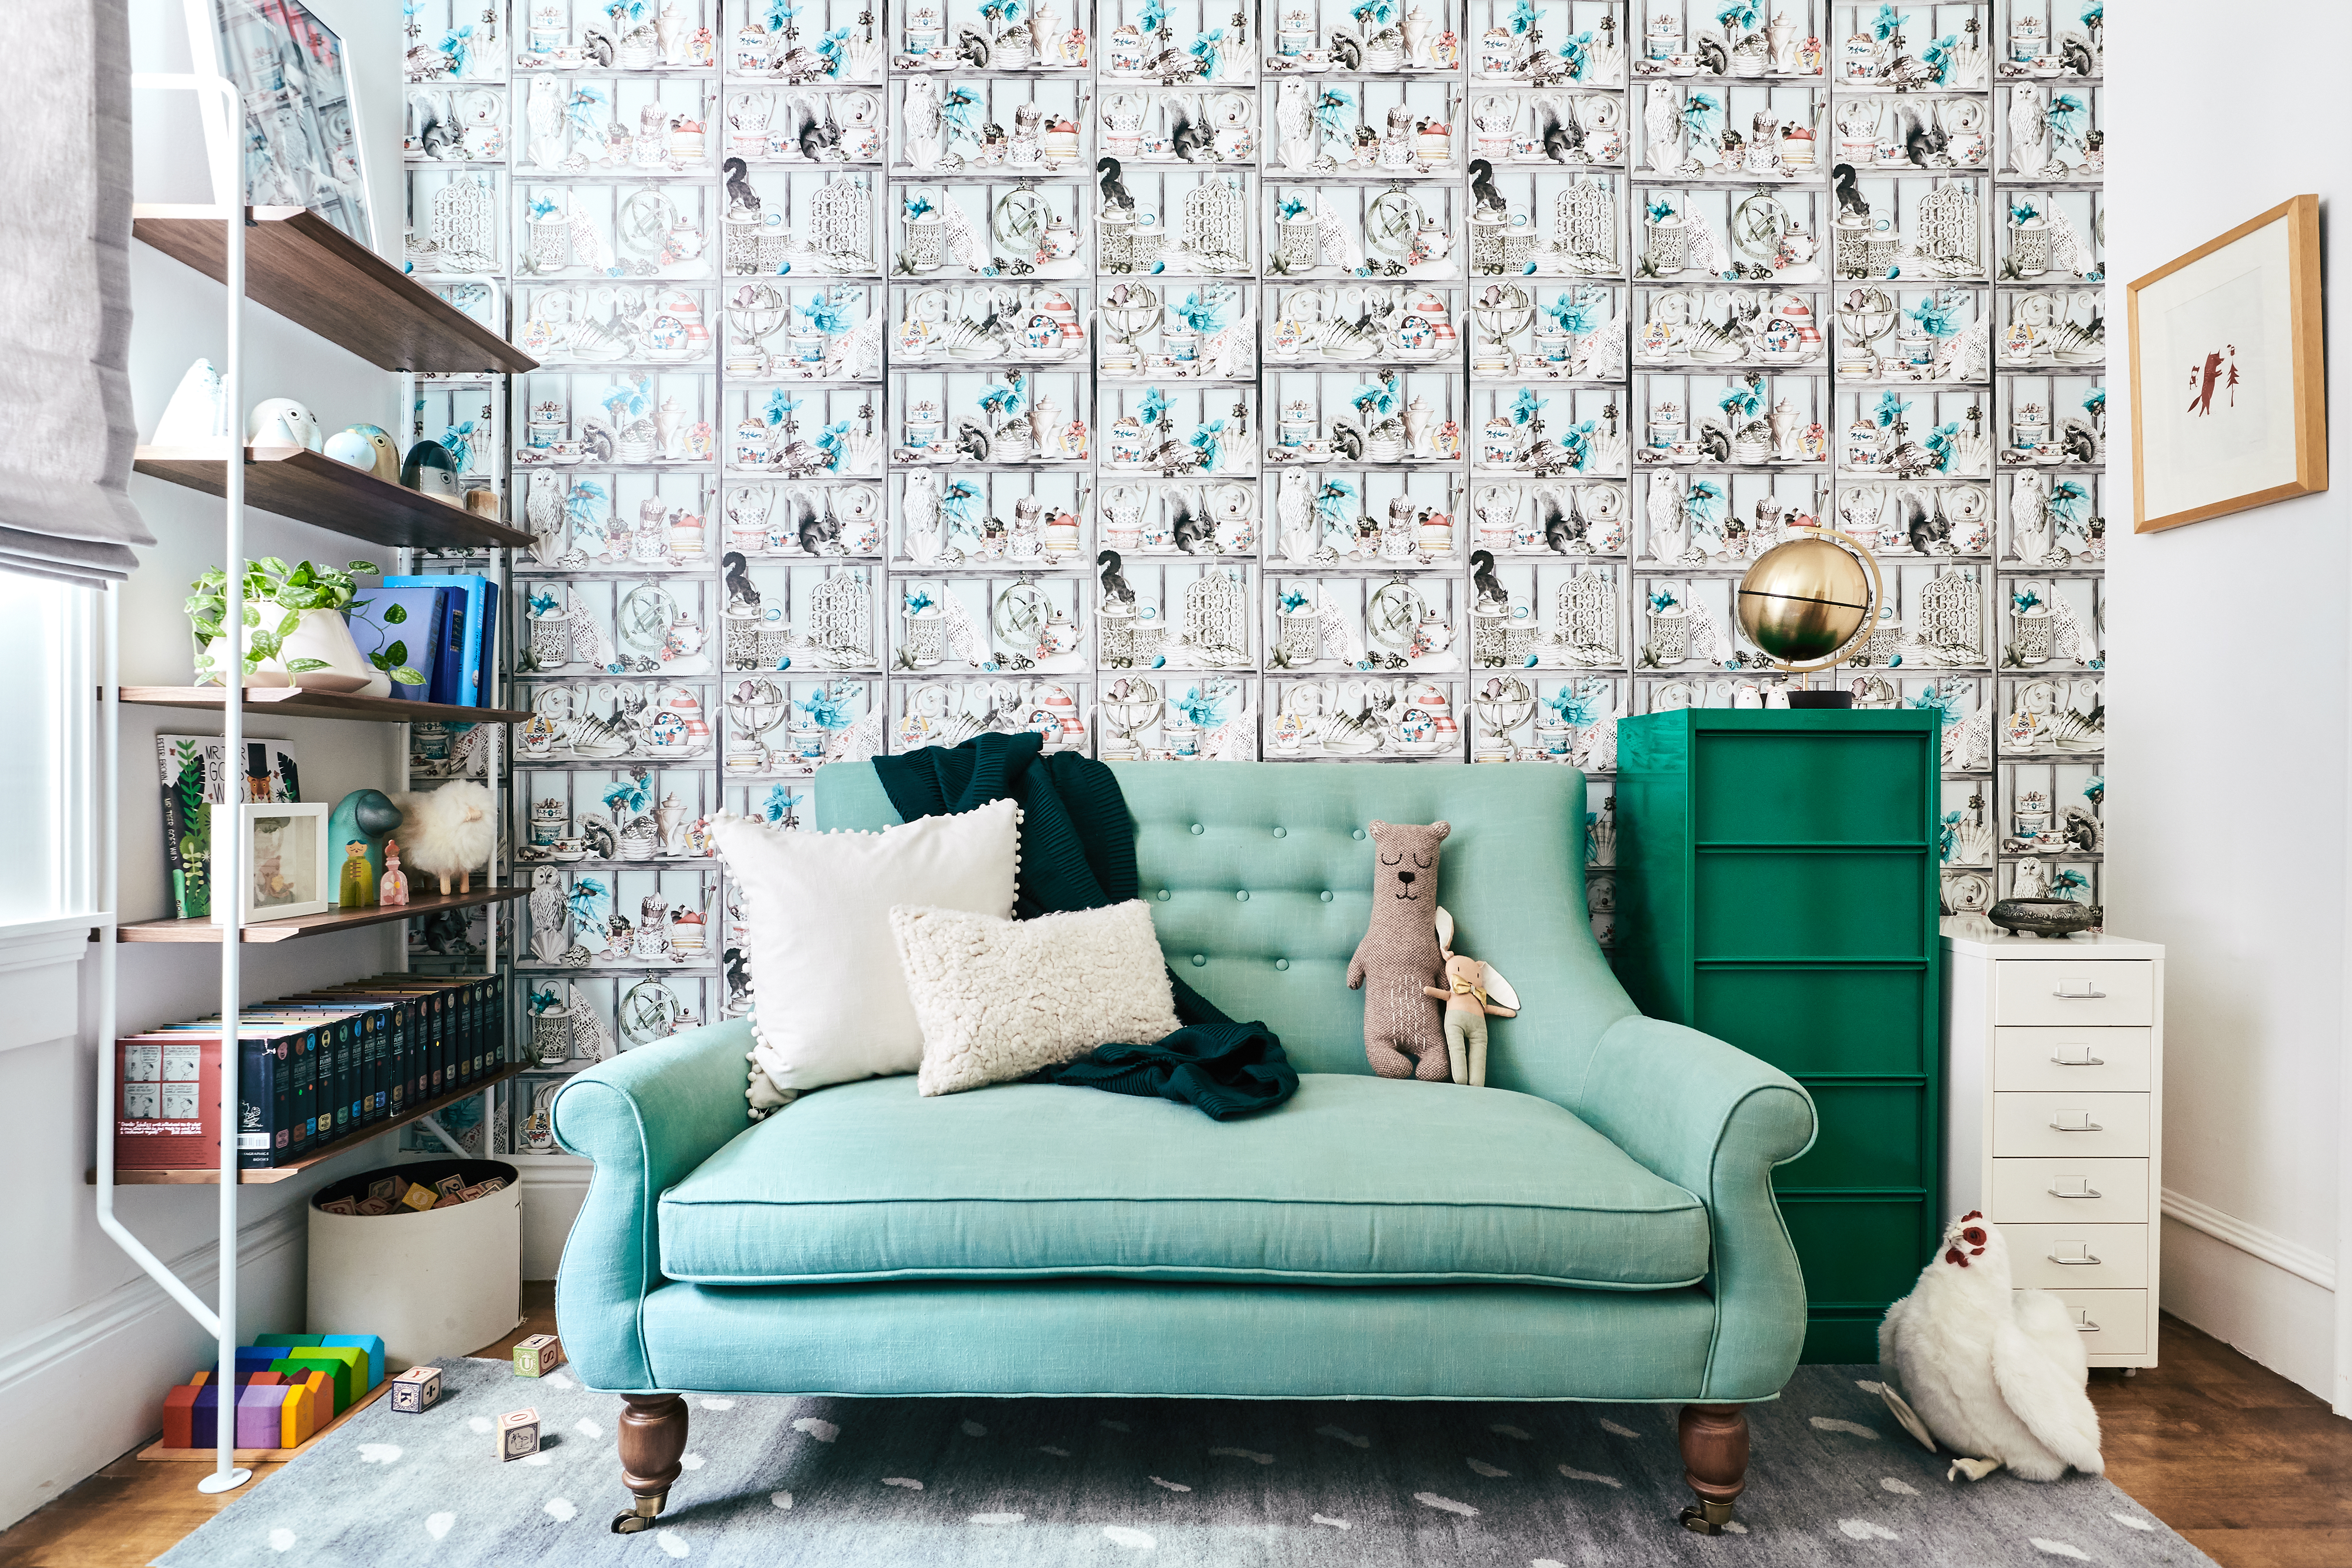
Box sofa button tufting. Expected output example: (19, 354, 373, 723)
(1319, 891, 1333, 902)
(1274, 958, 1290, 971)
(1271, 826, 1287, 838)
(1190, 823, 1205, 835)
(1351, 828, 1365, 840)
(1234, 890, 1249, 902)
(1156, 889, 1170, 901)
(1191, 954, 1207, 967)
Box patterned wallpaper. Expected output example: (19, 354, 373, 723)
(395, 0, 2104, 1154)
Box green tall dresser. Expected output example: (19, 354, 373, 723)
(1612, 709, 1942, 1362)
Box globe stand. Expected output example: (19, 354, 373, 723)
(1733, 529, 1886, 706)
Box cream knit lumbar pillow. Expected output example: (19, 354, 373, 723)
(704, 799, 1020, 1108)
(890, 900, 1180, 1097)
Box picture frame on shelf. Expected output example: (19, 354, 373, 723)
(211, 802, 334, 926)
(2127, 193, 2326, 534)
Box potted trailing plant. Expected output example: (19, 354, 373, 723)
(187, 558, 416, 695)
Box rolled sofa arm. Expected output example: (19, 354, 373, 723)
(1572, 1013, 1818, 1402)
(551, 1018, 759, 1391)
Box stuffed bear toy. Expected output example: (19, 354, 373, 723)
(1346, 820, 1452, 1080)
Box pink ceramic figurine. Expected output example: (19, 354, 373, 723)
(379, 839, 410, 907)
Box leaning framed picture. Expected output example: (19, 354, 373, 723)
(2129, 194, 2326, 533)
(211, 802, 334, 926)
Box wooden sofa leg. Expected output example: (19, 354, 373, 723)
(1677, 1403, 1749, 1535)
(610, 1394, 689, 1535)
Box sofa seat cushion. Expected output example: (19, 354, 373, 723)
(658, 1073, 1709, 1290)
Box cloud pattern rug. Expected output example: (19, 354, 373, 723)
(158, 1358, 2213, 1567)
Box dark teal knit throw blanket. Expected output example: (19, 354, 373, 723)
(871, 732, 1298, 1120)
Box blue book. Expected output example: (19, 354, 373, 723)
(347, 586, 447, 703)
(384, 574, 488, 706)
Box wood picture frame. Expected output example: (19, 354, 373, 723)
(2129, 194, 2326, 533)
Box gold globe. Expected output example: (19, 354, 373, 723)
(1735, 536, 1876, 667)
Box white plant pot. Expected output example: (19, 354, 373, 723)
(199, 636, 289, 687)
(280, 607, 385, 695)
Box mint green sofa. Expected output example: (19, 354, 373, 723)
(553, 762, 1815, 1535)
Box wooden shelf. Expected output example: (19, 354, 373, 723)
(96, 1063, 526, 1186)
(131, 206, 537, 375)
(132, 443, 533, 552)
(120, 686, 532, 726)
(118, 886, 527, 945)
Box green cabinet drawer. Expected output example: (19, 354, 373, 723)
(1693, 732, 1932, 845)
(1773, 1084, 1929, 1192)
(1693, 966, 1929, 1076)
(1780, 1195, 1933, 1306)
(1693, 850, 1929, 960)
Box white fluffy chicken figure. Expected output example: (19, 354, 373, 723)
(1877, 1212, 2105, 1483)
(392, 782, 497, 895)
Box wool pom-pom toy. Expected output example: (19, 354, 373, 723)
(392, 781, 497, 895)
(1875, 1212, 2105, 1483)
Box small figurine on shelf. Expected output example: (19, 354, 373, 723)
(379, 839, 410, 907)
(337, 841, 375, 909)
(1421, 907, 1520, 1088)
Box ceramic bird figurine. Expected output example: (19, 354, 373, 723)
(1277, 470, 1317, 562)
(1275, 80, 1316, 172)
(393, 781, 498, 896)
(1646, 473, 1688, 560)
(527, 74, 567, 169)
(529, 866, 569, 962)
(902, 78, 947, 170)
(2008, 88, 2048, 175)
(1877, 1213, 2105, 1483)
(152, 359, 229, 445)
(1643, 85, 1683, 174)
(902, 471, 945, 563)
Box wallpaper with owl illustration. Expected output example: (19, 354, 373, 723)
(396, 0, 2103, 1152)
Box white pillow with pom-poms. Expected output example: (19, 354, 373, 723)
(889, 900, 1179, 1097)
(705, 800, 1019, 1107)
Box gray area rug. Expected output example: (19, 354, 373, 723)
(158, 1357, 2211, 1567)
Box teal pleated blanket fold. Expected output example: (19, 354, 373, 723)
(871, 733, 1298, 1119)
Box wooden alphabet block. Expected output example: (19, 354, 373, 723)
(390, 1364, 442, 1413)
(512, 1334, 564, 1379)
(319, 1197, 359, 1216)
(368, 1177, 397, 1201)
(497, 1407, 540, 1461)
(397, 1181, 439, 1213)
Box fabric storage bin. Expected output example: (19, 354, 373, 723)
(308, 1159, 521, 1372)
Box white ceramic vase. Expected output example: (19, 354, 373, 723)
(280, 608, 390, 696)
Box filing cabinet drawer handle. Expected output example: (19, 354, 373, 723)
(2049, 1252, 2103, 1265)
(2047, 1184, 2103, 1198)
(2049, 1052, 2107, 1067)
(2052, 982, 2108, 999)
(2049, 1118, 2105, 1132)
(2074, 1317, 2101, 1333)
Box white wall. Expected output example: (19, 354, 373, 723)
(0, 0, 424, 1530)
(2105, 1, 2348, 1405)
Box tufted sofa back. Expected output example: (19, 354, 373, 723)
(815, 760, 1637, 1095)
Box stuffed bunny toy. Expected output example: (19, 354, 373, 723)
(1422, 908, 1519, 1087)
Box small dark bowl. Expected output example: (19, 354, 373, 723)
(1987, 898, 2096, 939)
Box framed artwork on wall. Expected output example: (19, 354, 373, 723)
(2127, 193, 2325, 533)
(208, 0, 374, 244)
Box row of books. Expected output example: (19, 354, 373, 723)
(113, 973, 508, 1171)
(366, 573, 500, 708)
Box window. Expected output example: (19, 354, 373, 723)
(0, 573, 93, 924)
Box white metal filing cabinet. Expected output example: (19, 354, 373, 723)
(1942, 917, 2165, 1369)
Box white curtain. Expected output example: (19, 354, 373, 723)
(0, 0, 155, 586)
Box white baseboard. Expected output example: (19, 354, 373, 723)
(2161, 1187, 2336, 1292)
(0, 1206, 307, 1530)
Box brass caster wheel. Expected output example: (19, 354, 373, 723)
(1679, 1499, 1735, 1536)
(611, 1494, 668, 1535)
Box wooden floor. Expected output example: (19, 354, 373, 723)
(1, 1305, 2343, 1567)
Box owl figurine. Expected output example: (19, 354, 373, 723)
(529, 867, 569, 963)
(901, 470, 946, 564)
(1274, 80, 1316, 172)
(902, 76, 948, 171)
(1644, 85, 1684, 175)
(1646, 472, 1689, 561)
(2007, 88, 2048, 175)
(526, 74, 568, 170)
(1277, 470, 1317, 563)
(2009, 471, 2054, 564)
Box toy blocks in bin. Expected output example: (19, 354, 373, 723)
(498, 1408, 541, 1461)
(513, 1334, 564, 1379)
(392, 1364, 443, 1412)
